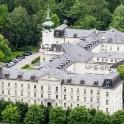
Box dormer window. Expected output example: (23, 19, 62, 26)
(94, 81, 98, 86)
(61, 79, 65, 84)
(4, 74, 9, 79)
(66, 79, 72, 84)
(80, 80, 85, 85)
(30, 76, 37, 82)
(106, 81, 110, 87)
(17, 75, 23, 80)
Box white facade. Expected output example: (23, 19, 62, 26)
(0, 75, 122, 114)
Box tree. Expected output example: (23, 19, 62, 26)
(24, 105, 44, 124)
(90, 111, 111, 124)
(118, 64, 124, 79)
(111, 4, 124, 31)
(2, 104, 20, 123)
(106, 0, 121, 13)
(49, 107, 66, 124)
(6, 6, 30, 49)
(0, 0, 15, 12)
(51, 14, 60, 27)
(44, 106, 51, 124)
(68, 0, 111, 29)
(56, 0, 76, 23)
(15, 101, 28, 123)
(68, 106, 90, 124)
(6, 6, 41, 50)
(111, 110, 124, 124)
(14, 0, 42, 15)
(73, 15, 96, 29)
(0, 4, 8, 32)
(0, 34, 11, 60)
(0, 100, 13, 121)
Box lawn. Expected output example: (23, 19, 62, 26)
(0, 51, 24, 63)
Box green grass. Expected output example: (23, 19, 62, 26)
(0, 51, 24, 63)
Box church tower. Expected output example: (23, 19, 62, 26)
(42, 7, 54, 49)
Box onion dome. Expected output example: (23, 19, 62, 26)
(42, 8, 54, 29)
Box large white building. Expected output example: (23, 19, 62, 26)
(0, 9, 123, 114)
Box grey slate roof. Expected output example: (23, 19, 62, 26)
(1, 26, 124, 88)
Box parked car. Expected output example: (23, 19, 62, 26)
(23, 52, 30, 56)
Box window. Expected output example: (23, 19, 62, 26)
(41, 93, 43, 98)
(106, 92, 109, 97)
(2, 82, 4, 87)
(110, 46, 112, 50)
(71, 96, 73, 100)
(90, 97, 93, 102)
(84, 97, 86, 102)
(48, 86, 51, 92)
(117, 46, 119, 51)
(21, 84, 23, 87)
(55, 103, 58, 106)
(77, 96, 79, 101)
(105, 59, 108, 62)
(97, 106, 99, 110)
(8, 83, 10, 87)
(64, 103, 66, 107)
(34, 92, 36, 97)
(106, 100, 109, 105)
(97, 98, 100, 103)
(15, 91, 17, 95)
(56, 95, 58, 99)
(90, 105, 93, 108)
(70, 103, 73, 107)
(34, 100, 36, 104)
(21, 91, 23, 96)
(77, 104, 79, 107)
(91, 90, 93, 94)
(77, 88, 79, 93)
(27, 84, 30, 89)
(64, 95, 66, 100)
(34, 85, 36, 89)
(106, 108, 109, 113)
(84, 89, 86, 94)
(41, 86, 43, 90)
(28, 92, 30, 97)
(8, 90, 10, 95)
(56, 87, 58, 93)
(2, 90, 4, 94)
(48, 94, 51, 99)
(15, 83, 17, 88)
(97, 58, 99, 61)
(64, 87, 66, 92)
(71, 88, 73, 93)
(97, 90, 100, 95)
(111, 59, 113, 62)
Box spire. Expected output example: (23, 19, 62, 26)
(42, 6, 54, 29)
(46, 5, 51, 20)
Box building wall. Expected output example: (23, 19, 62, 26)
(42, 29, 54, 46)
(92, 43, 124, 53)
(0, 77, 122, 114)
(67, 62, 111, 75)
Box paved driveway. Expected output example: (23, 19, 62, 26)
(11, 52, 41, 69)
